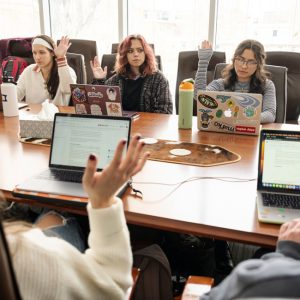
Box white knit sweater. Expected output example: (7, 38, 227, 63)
(7, 199, 133, 300)
(17, 63, 76, 106)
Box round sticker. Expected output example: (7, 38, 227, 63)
(140, 138, 158, 144)
(169, 148, 191, 156)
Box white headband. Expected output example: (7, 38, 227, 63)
(32, 38, 54, 50)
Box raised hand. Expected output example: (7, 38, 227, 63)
(54, 36, 71, 58)
(90, 56, 107, 79)
(82, 134, 149, 209)
(201, 40, 212, 50)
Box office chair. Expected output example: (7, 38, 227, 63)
(0, 220, 22, 300)
(175, 51, 226, 115)
(214, 63, 287, 123)
(57, 39, 98, 83)
(266, 51, 300, 124)
(66, 52, 87, 84)
(101, 53, 163, 80)
(111, 43, 155, 54)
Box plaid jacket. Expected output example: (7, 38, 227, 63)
(92, 70, 173, 114)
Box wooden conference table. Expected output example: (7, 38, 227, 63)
(0, 105, 298, 247)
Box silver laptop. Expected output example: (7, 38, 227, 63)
(256, 129, 300, 224)
(13, 113, 131, 206)
(197, 90, 262, 135)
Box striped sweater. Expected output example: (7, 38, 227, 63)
(194, 48, 276, 124)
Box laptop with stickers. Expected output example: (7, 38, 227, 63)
(13, 113, 131, 206)
(256, 128, 300, 224)
(197, 90, 262, 135)
(70, 84, 138, 118)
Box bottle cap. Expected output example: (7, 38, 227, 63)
(180, 78, 194, 90)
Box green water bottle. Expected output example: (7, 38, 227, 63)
(178, 78, 194, 129)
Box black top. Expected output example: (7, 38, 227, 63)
(122, 77, 144, 111)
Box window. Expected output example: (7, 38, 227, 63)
(216, 0, 300, 60)
(128, 0, 210, 101)
(0, 0, 40, 38)
(49, 0, 118, 56)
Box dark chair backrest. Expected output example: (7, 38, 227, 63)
(111, 43, 155, 54)
(175, 50, 226, 115)
(101, 54, 117, 79)
(0, 221, 21, 300)
(266, 51, 300, 123)
(66, 52, 87, 84)
(101, 53, 163, 79)
(214, 63, 287, 123)
(57, 39, 97, 83)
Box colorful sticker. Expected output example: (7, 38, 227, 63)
(244, 106, 255, 117)
(216, 95, 231, 103)
(198, 94, 218, 109)
(216, 109, 223, 118)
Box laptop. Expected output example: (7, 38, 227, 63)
(70, 83, 138, 118)
(256, 128, 300, 224)
(13, 113, 132, 207)
(197, 90, 262, 135)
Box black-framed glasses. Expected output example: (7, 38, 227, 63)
(235, 57, 258, 67)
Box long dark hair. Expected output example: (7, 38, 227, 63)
(222, 39, 269, 93)
(32, 35, 59, 99)
(115, 34, 157, 77)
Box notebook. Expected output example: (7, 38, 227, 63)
(70, 84, 138, 118)
(197, 90, 262, 135)
(13, 113, 132, 207)
(256, 128, 300, 224)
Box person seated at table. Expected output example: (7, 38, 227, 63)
(17, 35, 77, 106)
(90, 34, 173, 114)
(195, 39, 276, 123)
(1, 134, 149, 300)
(200, 218, 300, 299)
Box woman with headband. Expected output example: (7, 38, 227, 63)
(17, 35, 76, 106)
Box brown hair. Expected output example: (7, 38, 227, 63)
(32, 35, 59, 99)
(114, 34, 157, 77)
(222, 39, 269, 93)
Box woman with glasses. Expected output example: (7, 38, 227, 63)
(90, 34, 173, 114)
(194, 39, 276, 123)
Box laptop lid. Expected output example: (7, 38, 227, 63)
(13, 113, 131, 204)
(257, 129, 300, 194)
(70, 84, 123, 116)
(197, 90, 262, 135)
(256, 128, 300, 223)
(49, 113, 131, 171)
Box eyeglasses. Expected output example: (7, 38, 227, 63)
(127, 48, 144, 54)
(235, 57, 258, 67)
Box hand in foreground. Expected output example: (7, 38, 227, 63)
(201, 40, 212, 50)
(82, 134, 149, 209)
(90, 56, 107, 79)
(54, 36, 71, 58)
(278, 219, 300, 244)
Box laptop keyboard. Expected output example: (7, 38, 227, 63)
(262, 193, 300, 209)
(41, 169, 84, 183)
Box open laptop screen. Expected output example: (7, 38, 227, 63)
(257, 129, 300, 194)
(49, 113, 131, 170)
